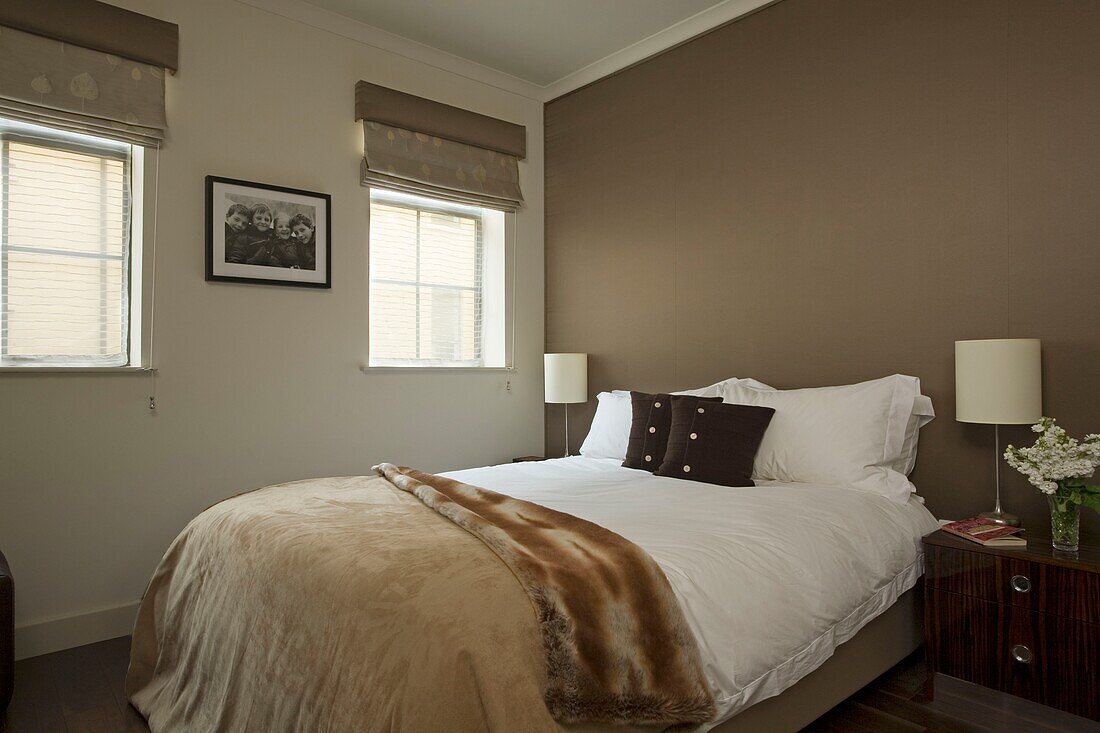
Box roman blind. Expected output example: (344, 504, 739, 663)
(356, 82, 526, 211)
(0, 0, 178, 146)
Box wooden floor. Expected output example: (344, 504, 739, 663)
(800, 651, 1100, 733)
(1, 637, 145, 733)
(2, 637, 1098, 732)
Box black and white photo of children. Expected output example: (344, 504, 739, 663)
(222, 195, 317, 270)
(206, 176, 330, 288)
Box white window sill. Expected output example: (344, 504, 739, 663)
(360, 365, 514, 373)
(0, 366, 155, 374)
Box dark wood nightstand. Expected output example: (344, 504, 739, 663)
(923, 529, 1100, 721)
(512, 455, 547, 463)
(1, 549, 12, 713)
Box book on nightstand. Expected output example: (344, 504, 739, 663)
(941, 517, 1027, 548)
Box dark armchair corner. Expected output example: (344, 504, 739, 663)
(0, 549, 12, 712)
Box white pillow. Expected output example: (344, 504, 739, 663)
(896, 394, 935, 475)
(578, 391, 632, 460)
(724, 381, 932, 476)
(719, 375, 924, 503)
(676, 377, 774, 398)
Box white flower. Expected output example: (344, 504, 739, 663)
(1004, 418, 1100, 496)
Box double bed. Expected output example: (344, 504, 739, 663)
(126, 453, 939, 732)
(449, 457, 939, 728)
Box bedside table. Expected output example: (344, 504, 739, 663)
(923, 529, 1100, 721)
(512, 455, 547, 463)
(1, 549, 12, 713)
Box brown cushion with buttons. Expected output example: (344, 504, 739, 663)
(656, 400, 776, 486)
(623, 392, 720, 471)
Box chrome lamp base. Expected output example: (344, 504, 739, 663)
(979, 509, 1020, 527)
(979, 424, 1020, 527)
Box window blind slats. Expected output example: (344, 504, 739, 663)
(369, 193, 484, 367)
(1, 120, 132, 366)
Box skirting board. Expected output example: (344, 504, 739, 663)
(14, 601, 139, 661)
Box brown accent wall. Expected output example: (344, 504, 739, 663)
(545, 0, 1100, 535)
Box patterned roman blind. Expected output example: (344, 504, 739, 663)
(0, 2, 178, 147)
(356, 82, 526, 212)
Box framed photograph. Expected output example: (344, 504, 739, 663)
(205, 176, 331, 288)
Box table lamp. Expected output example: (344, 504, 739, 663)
(955, 338, 1042, 526)
(545, 353, 588, 457)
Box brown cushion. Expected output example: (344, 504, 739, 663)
(656, 400, 776, 487)
(623, 392, 720, 471)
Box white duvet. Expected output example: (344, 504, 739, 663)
(445, 456, 940, 729)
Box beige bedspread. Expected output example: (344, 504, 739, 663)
(127, 473, 711, 732)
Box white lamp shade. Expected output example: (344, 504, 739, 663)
(544, 353, 587, 404)
(955, 339, 1042, 424)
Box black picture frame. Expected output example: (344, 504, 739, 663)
(205, 175, 332, 288)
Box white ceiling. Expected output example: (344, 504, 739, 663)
(301, 0, 748, 89)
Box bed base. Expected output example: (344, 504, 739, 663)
(711, 584, 922, 732)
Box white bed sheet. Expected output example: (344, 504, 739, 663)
(444, 456, 940, 729)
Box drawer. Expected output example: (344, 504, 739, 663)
(926, 588, 1100, 720)
(924, 544, 1100, 624)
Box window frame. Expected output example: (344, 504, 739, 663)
(367, 187, 511, 370)
(0, 118, 152, 373)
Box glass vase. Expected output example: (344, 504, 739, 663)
(1048, 496, 1081, 553)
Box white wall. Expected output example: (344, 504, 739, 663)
(0, 0, 545, 658)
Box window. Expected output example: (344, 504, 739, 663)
(1, 118, 144, 368)
(368, 189, 507, 368)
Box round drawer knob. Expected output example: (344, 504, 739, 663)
(1010, 575, 1032, 593)
(1011, 644, 1033, 664)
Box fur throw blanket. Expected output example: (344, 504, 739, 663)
(373, 464, 716, 726)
